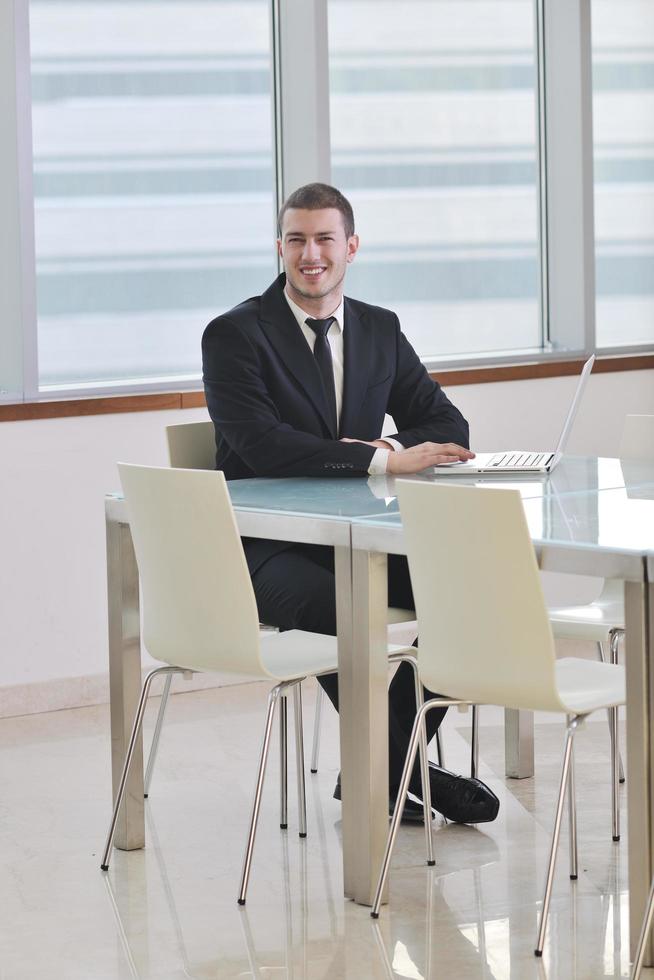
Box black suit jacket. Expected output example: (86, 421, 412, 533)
(202, 273, 469, 572)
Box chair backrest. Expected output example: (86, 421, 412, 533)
(166, 420, 216, 470)
(118, 463, 267, 677)
(619, 414, 654, 461)
(396, 481, 567, 713)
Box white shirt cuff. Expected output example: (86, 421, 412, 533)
(382, 437, 405, 454)
(368, 447, 391, 476)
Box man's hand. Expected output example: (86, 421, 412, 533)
(341, 437, 474, 473)
(386, 442, 475, 474)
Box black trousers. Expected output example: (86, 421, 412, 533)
(251, 544, 447, 793)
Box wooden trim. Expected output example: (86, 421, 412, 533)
(433, 353, 654, 386)
(0, 392, 184, 422)
(180, 390, 207, 409)
(1, 352, 653, 422)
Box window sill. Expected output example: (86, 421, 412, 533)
(1, 352, 652, 423)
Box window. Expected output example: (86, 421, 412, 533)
(592, 0, 654, 349)
(29, 0, 275, 390)
(328, 0, 541, 361)
(2, 0, 650, 405)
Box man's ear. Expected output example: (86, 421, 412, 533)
(346, 234, 360, 264)
(276, 238, 283, 259)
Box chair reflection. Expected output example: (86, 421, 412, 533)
(102, 798, 627, 979)
(103, 805, 305, 979)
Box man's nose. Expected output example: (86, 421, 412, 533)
(301, 238, 320, 261)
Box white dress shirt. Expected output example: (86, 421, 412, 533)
(283, 289, 403, 475)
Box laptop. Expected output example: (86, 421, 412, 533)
(433, 355, 595, 475)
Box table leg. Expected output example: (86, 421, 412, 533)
(106, 513, 144, 850)
(504, 708, 535, 779)
(626, 574, 654, 963)
(337, 545, 389, 905)
(334, 545, 354, 898)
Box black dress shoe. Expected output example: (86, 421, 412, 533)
(333, 777, 433, 824)
(410, 762, 499, 825)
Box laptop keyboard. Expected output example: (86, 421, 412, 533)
(487, 452, 550, 469)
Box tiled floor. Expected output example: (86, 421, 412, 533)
(0, 679, 650, 979)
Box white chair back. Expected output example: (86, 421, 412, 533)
(619, 414, 654, 461)
(397, 481, 567, 712)
(118, 463, 266, 676)
(166, 420, 216, 469)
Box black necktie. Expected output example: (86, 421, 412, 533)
(305, 317, 338, 437)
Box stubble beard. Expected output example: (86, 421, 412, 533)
(287, 264, 347, 304)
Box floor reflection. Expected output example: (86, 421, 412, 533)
(0, 681, 641, 978)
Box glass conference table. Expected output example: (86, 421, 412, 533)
(105, 455, 654, 956)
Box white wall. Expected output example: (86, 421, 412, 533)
(1, 368, 652, 717)
(448, 368, 654, 456)
(0, 406, 209, 716)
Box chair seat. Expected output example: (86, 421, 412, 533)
(259, 629, 413, 682)
(548, 590, 624, 642)
(555, 657, 625, 714)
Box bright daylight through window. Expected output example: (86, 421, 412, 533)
(328, 0, 541, 361)
(29, 0, 275, 390)
(592, 0, 654, 349)
(11, 0, 652, 398)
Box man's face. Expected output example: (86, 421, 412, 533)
(277, 207, 359, 308)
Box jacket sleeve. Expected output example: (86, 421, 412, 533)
(385, 323, 470, 449)
(202, 316, 376, 477)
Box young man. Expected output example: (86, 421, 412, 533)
(202, 183, 497, 824)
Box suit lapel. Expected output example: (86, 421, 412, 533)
(258, 275, 337, 437)
(340, 298, 372, 437)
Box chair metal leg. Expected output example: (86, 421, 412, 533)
(610, 628, 625, 801)
(598, 638, 625, 787)
(143, 672, 173, 798)
(310, 652, 447, 782)
(631, 873, 654, 979)
(293, 683, 308, 838)
(280, 694, 288, 830)
(601, 634, 625, 841)
(435, 728, 445, 769)
(239, 683, 290, 905)
(471, 705, 480, 779)
(371, 699, 463, 918)
(610, 699, 620, 842)
(404, 655, 435, 866)
(535, 717, 580, 956)
(389, 648, 445, 769)
(310, 685, 324, 773)
(101, 665, 180, 871)
(567, 725, 578, 880)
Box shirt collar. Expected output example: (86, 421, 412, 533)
(283, 288, 344, 334)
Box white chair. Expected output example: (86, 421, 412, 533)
(99, 464, 415, 903)
(141, 420, 217, 796)
(166, 419, 216, 470)
(371, 481, 625, 959)
(161, 420, 444, 791)
(145, 419, 266, 798)
(546, 413, 654, 839)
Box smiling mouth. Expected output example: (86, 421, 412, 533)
(299, 266, 327, 279)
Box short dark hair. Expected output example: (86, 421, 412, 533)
(277, 182, 355, 239)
